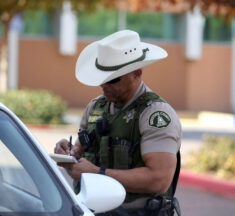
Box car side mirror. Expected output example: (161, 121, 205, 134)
(76, 173, 126, 213)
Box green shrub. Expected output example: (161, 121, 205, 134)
(0, 89, 66, 124)
(186, 135, 235, 179)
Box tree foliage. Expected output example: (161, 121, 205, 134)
(0, 0, 108, 92)
(107, 0, 235, 19)
(0, 0, 109, 23)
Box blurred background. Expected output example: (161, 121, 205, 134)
(0, 0, 234, 112)
(0, 1, 235, 215)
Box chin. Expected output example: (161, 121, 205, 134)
(104, 95, 116, 103)
(106, 97, 115, 102)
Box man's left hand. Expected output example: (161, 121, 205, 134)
(59, 158, 99, 180)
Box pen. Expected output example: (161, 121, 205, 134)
(68, 136, 72, 156)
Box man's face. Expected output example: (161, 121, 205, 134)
(100, 72, 139, 104)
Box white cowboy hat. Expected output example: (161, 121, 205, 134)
(75, 30, 168, 86)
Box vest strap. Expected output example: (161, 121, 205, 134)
(170, 151, 181, 198)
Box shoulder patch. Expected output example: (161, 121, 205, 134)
(149, 111, 171, 128)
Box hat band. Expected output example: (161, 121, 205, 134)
(95, 48, 149, 72)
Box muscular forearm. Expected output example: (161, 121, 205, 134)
(105, 166, 170, 194)
(63, 153, 176, 194)
(104, 153, 176, 194)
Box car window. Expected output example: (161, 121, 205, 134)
(0, 140, 39, 196)
(0, 110, 62, 213)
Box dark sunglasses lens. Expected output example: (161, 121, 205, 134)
(106, 77, 121, 84)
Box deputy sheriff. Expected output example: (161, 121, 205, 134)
(55, 30, 182, 216)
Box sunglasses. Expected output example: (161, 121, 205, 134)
(105, 77, 121, 85)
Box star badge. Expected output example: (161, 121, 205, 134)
(123, 109, 136, 123)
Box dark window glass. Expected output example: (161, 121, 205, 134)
(0, 9, 232, 43)
(126, 12, 180, 41)
(203, 15, 232, 42)
(21, 10, 53, 36)
(78, 9, 118, 37)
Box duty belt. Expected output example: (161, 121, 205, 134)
(95, 197, 181, 216)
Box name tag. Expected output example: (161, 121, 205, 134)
(88, 115, 101, 123)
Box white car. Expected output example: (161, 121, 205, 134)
(0, 103, 126, 215)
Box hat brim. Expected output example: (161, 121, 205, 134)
(75, 41, 168, 86)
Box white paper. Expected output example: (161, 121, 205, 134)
(49, 153, 77, 163)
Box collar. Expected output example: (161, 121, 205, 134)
(109, 81, 152, 115)
(122, 81, 152, 110)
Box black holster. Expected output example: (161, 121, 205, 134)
(95, 197, 181, 216)
(145, 197, 181, 216)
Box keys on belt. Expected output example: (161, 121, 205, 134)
(146, 197, 171, 210)
(146, 197, 181, 216)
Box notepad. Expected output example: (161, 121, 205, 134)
(49, 153, 77, 163)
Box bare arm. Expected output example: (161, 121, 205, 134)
(63, 152, 176, 194)
(105, 152, 176, 194)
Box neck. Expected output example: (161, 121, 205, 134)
(116, 80, 141, 105)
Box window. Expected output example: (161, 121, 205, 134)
(1, 9, 232, 43)
(126, 11, 180, 41)
(203, 15, 232, 43)
(0, 110, 62, 213)
(21, 10, 53, 37)
(78, 9, 118, 37)
(0, 141, 39, 196)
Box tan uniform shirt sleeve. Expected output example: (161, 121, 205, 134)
(79, 99, 97, 130)
(139, 102, 181, 155)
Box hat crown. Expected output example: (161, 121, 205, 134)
(97, 30, 143, 67)
(75, 29, 168, 86)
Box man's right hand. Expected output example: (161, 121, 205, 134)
(54, 138, 69, 155)
(54, 138, 83, 159)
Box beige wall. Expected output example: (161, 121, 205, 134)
(18, 38, 231, 112)
(185, 45, 231, 112)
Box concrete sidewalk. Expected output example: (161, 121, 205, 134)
(178, 110, 235, 131)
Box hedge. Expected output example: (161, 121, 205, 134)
(186, 135, 235, 179)
(0, 89, 66, 124)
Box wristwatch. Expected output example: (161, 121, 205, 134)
(98, 167, 106, 175)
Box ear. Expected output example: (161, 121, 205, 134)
(134, 69, 142, 78)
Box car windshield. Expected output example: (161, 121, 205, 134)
(0, 109, 62, 213)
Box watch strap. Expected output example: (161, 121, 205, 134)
(98, 167, 106, 175)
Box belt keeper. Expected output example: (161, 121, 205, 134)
(98, 167, 106, 175)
